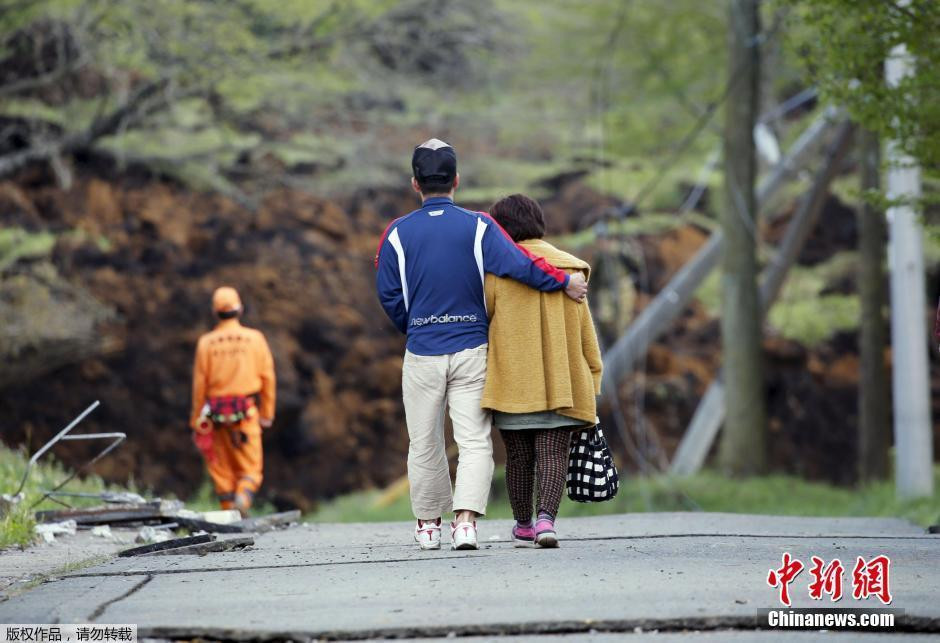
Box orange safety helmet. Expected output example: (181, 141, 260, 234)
(212, 286, 242, 313)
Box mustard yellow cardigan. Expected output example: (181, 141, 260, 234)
(480, 238, 603, 424)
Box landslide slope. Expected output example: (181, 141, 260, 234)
(1, 162, 415, 508)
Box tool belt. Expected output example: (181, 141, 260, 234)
(207, 395, 256, 426)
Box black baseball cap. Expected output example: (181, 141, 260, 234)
(412, 138, 457, 186)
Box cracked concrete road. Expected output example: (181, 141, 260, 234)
(0, 513, 938, 641)
(0, 528, 135, 599)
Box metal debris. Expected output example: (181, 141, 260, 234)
(120, 534, 214, 557)
(12, 401, 128, 510)
(173, 515, 246, 534)
(47, 491, 148, 505)
(36, 502, 165, 526)
(230, 510, 301, 533)
(34, 500, 301, 537)
(17, 402, 302, 554)
(145, 536, 254, 556)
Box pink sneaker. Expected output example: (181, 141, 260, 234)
(511, 521, 535, 547)
(535, 516, 558, 548)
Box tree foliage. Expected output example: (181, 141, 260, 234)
(0, 0, 817, 202)
(0, 0, 507, 192)
(782, 0, 940, 175)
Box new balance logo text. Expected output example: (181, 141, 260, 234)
(410, 313, 478, 327)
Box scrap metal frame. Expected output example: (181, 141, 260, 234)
(11, 400, 128, 509)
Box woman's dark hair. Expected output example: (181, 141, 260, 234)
(490, 194, 546, 243)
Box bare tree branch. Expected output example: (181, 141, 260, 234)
(0, 52, 90, 97)
(0, 77, 175, 179)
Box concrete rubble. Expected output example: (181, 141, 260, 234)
(27, 492, 299, 559)
(33, 519, 77, 544)
(90, 525, 113, 539)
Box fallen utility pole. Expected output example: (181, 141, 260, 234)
(670, 122, 856, 475)
(600, 107, 840, 403)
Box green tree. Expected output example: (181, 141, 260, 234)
(0, 0, 507, 192)
(719, 0, 767, 475)
(783, 0, 939, 178)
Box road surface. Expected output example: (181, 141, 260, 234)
(1, 513, 938, 640)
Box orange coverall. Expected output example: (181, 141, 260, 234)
(191, 318, 275, 512)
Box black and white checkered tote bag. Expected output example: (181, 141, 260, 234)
(566, 425, 619, 502)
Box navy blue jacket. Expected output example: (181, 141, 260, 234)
(375, 196, 570, 355)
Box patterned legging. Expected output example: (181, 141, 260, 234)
(500, 429, 572, 522)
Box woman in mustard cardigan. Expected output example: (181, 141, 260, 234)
(481, 194, 603, 548)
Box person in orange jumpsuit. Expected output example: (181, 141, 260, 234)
(190, 287, 275, 516)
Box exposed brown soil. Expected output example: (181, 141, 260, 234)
(1, 163, 937, 510)
(2, 162, 418, 510)
(607, 197, 940, 484)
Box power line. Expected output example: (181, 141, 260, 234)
(612, 11, 788, 217)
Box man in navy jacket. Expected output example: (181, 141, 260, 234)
(375, 138, 587, 550)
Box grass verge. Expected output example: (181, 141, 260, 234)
(308, 466, 940, 528)
(1, 443, 280, 550)
(0, 445, 118, 549)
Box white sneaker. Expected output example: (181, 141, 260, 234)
(414, 518, 442, 550)
(451, 520, 478, 550)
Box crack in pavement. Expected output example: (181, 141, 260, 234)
(87, 574, 152, 622)
(295, 531, 939, 551)
(14, 527, 936, 640)
(548, 532, 937, 542)
(66, 553, 493, 579)
(61, 532, 938, 580)
(137, 614, 940, 640)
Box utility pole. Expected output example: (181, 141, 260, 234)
(857, 127, 890, 482)
(719, 0, 766, 475)
(885, 42, 933, 498)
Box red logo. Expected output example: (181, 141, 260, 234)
(808, 556, 845, 602)
(767, 552, 804, 607)
(852, 555, 893, 605)
(768, 554, 892, 606)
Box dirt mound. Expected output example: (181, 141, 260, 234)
(607, 320, 874, 485)
(0, 168, 420, 510)
(597, 195, 938, 483)
(2, 165, 935, 505)
(764, 194, 857, 266)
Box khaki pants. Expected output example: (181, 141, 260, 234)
(402, 344, 493, 519)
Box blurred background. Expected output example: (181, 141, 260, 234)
(1, 0, 938, 531)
